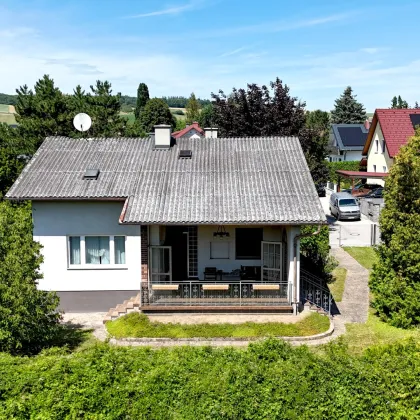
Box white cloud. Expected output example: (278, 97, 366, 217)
(124, 1, 201, 18)
(219, 46, 248, 58)
(360, 47, 381, 54)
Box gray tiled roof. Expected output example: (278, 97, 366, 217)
(6, 136, 326, 225)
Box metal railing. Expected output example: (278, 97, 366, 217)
(300, 269, 332, 315)
(149, 281, 291, 307)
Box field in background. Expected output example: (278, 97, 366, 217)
(120, 107, 186, 126)
(0, 104, 16, 125)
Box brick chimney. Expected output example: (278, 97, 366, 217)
(154, 125, 172, 149)
(204, 127, 218, 138)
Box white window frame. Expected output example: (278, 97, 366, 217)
(261, 241, 283, 283)
(67, 235, 127, 270)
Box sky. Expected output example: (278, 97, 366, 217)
(1, 0, 420, 111)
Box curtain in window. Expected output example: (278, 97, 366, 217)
(85, 236, 110, 264)
(114, 236, 126, 264)
(69, 236, 81, 265)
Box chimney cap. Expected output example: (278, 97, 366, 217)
(154, 124, 172, 129)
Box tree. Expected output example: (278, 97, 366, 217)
(305, 110, 330, 135)
(391, 95, 409, 109)
(0, 201, 62, 355)
(415, 101, 419, 109)
(134, 83, 150, 120)
(88, 80, 126, 137)
(139, 98, 176, 133)
(331, 86, 366, 124)
(198, 104, 214, 128)
(174, 118, 187, 132)
(185, 92, 201, 125)
(369, 130, 420, 328)
(211, 78, 306, 137)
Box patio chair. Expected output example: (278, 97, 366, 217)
(203, 267, 218, 281)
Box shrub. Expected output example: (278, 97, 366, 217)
(0, 340, 418, 418)
(369, 131, 420, 328)
(0, 201, 62, 355)
(171, 109, 185, 115)
(327, 161, 362, 183)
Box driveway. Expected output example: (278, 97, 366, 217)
(319, 195, 375, 247)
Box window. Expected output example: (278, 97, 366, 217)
(235, 228, 263, 259)
(150, 246, 171, 283)
(68, 236, 126, 267)
(382, 140, 385, 153)
(373, 165, 377, 172)
(383, 166, 387, 173)
(210, 241, 230, 259)
(375, 140, 379, 153)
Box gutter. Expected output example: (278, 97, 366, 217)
(292, 225, 322, 315)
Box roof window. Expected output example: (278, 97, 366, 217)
(83, 169, 100, 180)
(179, 150, 192, 159)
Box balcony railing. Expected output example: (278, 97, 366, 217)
(149, 281, 291, 307)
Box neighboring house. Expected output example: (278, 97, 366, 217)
(172, 122, 216, 139)
(363, 109, 420, 186)
(328, 122, 369, 162)
(6, 125, 327, 315)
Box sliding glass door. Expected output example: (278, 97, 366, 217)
(261, 242, 283, 282)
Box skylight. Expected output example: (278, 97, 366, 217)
(83, 169, 100, 180)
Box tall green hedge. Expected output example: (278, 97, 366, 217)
(0, 340, 419, 418)
(327, 161, 362, 183)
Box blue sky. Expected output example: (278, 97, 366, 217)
(1, 0, 420, 110)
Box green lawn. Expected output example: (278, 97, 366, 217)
(329, 267, 347, 302)
(342, 310, 420, 355)
(0, 104, 9, 112)
(106, 312, 330, 339)
(0, 113, 16, 125)
(120, 112, 135, 125)
(343, 246, 377, 269)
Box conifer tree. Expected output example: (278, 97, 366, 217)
(134, 83, 150, 120)
(330, 86, 366, 124)
(369, 131, 420, 328)
(391, 95, 409, 109)
(185, 92, 201, 125)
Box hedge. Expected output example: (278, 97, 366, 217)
(0, 339, 419, 418)
(327, 161, 362, 183)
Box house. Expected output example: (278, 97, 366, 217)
(328, 122, 369, 162)
(6, 125, 327, 316)
(172, 121, 216, 139)
(363, 109, 420, 186)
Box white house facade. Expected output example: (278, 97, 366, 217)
(7, 126, 327, 315)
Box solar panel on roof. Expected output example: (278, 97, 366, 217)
(409, 114, 420, 129)
(179, 150, 192, 159)
(83, 168, 100, 180)
(336, 127, 367, 147)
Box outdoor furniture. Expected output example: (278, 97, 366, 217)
(202, 284, 229, 291)
(151, 284, 179, 290)
(240, 265, 261, 280)
(204, 267, 218, 281)
(252, 284, 280, 290)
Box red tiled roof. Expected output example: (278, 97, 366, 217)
(172, 122, 204, 139)
(363, 109, 420, 157)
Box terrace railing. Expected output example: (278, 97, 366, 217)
(300, 269, 332, 315)
(149, 280, 291, 307)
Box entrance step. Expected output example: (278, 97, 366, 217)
(103, 294, 141, 323)
(140, 305, 293, 314)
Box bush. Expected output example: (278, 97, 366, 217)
(0, 201, 62, 355)
(0, 340, 418, 418)
(171, 109, 185, 115)
(327, 161, 362, 183)
(369, 131, 420, 328)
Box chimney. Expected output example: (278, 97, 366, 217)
(154, 124, 172, 149)
(204, 127, 218, 138)
(364, 119, 370, 130)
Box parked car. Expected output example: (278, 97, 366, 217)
(329, 192, 361, 221)
(349, 183, 383, 197)
(358, 187, 384, 199)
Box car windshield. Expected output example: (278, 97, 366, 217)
(339, 199, 357, 206)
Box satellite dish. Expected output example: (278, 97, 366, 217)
(73, 113, 92, 132)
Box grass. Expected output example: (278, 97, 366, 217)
(0, 104, 9, 112)
(342, 309, 420, 355)
(329, 267, 347, 302)
(106, 312, 330, 339)
(0, 113, 16, 125)
(343, 246, 377, 269)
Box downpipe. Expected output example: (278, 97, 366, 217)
(293, 225, 322, 315)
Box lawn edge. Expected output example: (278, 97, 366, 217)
(108, 318, 334, 346)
